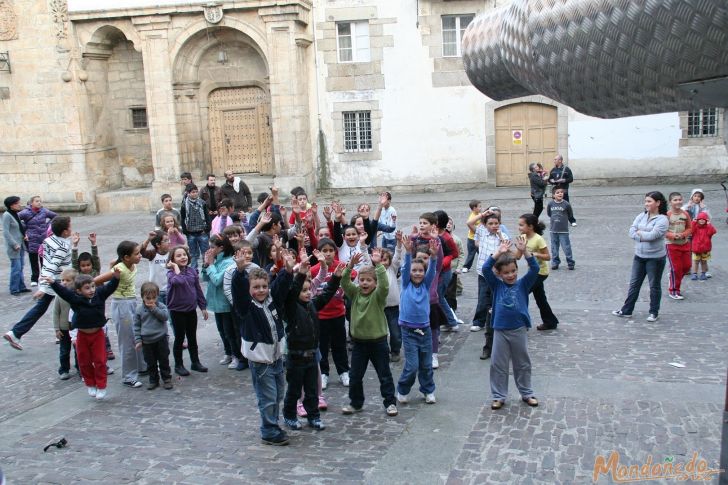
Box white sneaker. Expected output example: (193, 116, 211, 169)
(461, 268, 469, 273)
(455, 316, 464, 324)
(386, 404, 398, 416)
(396, 392, 409, 404)
(228, 357, 240, 370)
(59, 372, 70, 381)
(87, 386, 97, 397)
(219, 355, 232, 365)
(30, 281, 38, 287)
(425, 393, 436, 404)
(106, 365, 114, 375)
(470, 325, 483, 332)
(432, 354, 439, 369)
(95, 388, 107, 400)
(571, 222, 578, 227)
(705, 272, 712, 278)
(321, 374, 328, 390)
(449, 324, 460, 332)
(646, 314, 659, 322)
(340, 372, 350, 387)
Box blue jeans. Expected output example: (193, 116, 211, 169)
(249, 359, 286, 440)
(397, 326, 435, 395)
(463, 238, 478, 270)
(620, 255, 667, 316)
(349, 339, 396, 409)
(550, 232, 574, 267)
(186, 233, 209, 269)
(437, 269, 458, 327)
(384, 306, 401, 354)
(12, 292, 54, 338)
(9, 249, 27, 294)
(58, 329, 72, 374)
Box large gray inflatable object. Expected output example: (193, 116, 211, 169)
(462, 0, 728, 118)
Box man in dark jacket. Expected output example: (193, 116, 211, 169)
(548, 155, 577, 225)
(528, 162, 548, 218)
(221, 170, 253, 214)
(199, 174, 223, 218)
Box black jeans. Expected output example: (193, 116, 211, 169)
(463, 238, 478, 270)
(384, 306, 401, 354)
(142, 338, 172, 383)
(349, 339, 395, 409)
(445, 273, 458, 311)
(532, 196, 544, 218)
(283, 356, 319, 420)
(58, 329, 72, 374)
(28, 251, 41, 283)
(214, 312, 232, 356)
(530, 274, 559, 327)
(170, 310, 200, 366)
(318, 315, 349, 376)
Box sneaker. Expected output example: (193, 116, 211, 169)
(175, 365, 190, 376)
(95, 388, 107, 400)
(228, 357, 239, 369)
(87, 386, 97, 397)
(297, 401, 307, 417)
(235, 360, 249, 371)
(321, 374, 328, 390)
(219, 355, 232, 365)
(396, 392, 409, 404)
(107, 365, 114, 375)
(646, 314, 659, 322)
(318, 395, 328, 411)
(461, 268, 469, 273)
(705, 272, 712, 278)
(339, 372, 350, 387)
(106, 349, 115, 360)
(147, 381, 159, 390)
(480, 348, 491, 360)
(425, 393, 436, 404)
(611, 310, 632, 318)
(432, 354, 439, 369)
(386, 404, 398, 416)
(470, 325, 483, 332)
(123, 380, 143, 388)
(308, 418, 325, 430)
(341, 404, 362, 415)
(390, 352, 401, 363)
(699, 273, 707, 281)
(284, 417, 302, 430)
(4, 331, 23, 350)
(453, 314, 464, 324)
(690, 273, 698, 281)
(55, 338, 60, 344)
(668, 291, 680, 300)
(262, 434, 290, 446)
(443, 324, 460, 332)
(30, 281, 38, 287)
(551, 265, 559, 270)
(571, 222, 577, 227)
(674, 292, 685, 300)
(191, 362, 208, 373)
(163, 380, 173, 390)
(568, 265, 575, 270)
(59, 372, 71, 381)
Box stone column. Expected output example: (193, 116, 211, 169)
(259, 2, 315, 193)
(132, 15, 182, 203)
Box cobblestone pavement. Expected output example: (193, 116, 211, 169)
(0, 184, 725, 484)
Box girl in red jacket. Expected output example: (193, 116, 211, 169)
(691, 212, 717, 281)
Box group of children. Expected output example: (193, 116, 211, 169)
(2, 182, 719, 445)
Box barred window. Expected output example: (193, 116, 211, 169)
(442, 14, 474, 57)
(336, 21, 370, 63)
(343, 111, 372, 152)
(687, 108, 718, 137)
(130, 107, 148, 129)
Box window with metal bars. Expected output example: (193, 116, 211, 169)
(687, 108, 718, 137)
(130, 107, 148, 129)
(343, 111, 372, 152)
(442, 14, 474, 57)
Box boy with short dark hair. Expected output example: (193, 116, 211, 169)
(133, 282, 173, 390)
(231, 251, 294, 445)
(156, 194, 181, 230)
(547, 187, 575, 270)
(180, 172, 193, 199)
(5, 216, 73, 351)
(180, 184, 211, 269)
(53, 268, 78, 380)
(47, 268, 121, 400)
(340, 250, 398, 417)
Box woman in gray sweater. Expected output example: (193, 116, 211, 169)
(3, 196, 31, 295)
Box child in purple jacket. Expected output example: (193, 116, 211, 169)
(18, 196, 57, 286)
(166, 245, 208, 376)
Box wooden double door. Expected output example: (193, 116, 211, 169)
(494, 103, 557, 186)
(209, 86, 273, 175)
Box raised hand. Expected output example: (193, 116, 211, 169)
(411, 225, 418, 236)
(513, 237, 526, 253)
(295, 228, 305, 244)
(233, 247, 250, 271)
(358, 232, 368, 246)
(333, 262, 346, 277)
(428, 237, 439, 256)
(402, 235, 413, 253)
(279, 205, 288, 220)
(71, 232, 80, 248)
(298, 257, 311, 275)
(348, 252, 362, 268)
(323, 205, 332, 221)
(497, 240, 513, 255)
(282, 250, 296, 272)
(371, 248, 382, 265)
(313, 249, 325, 264)
(88, 232, 97, 246)
(260, 212, 272, 226)
(272, 233, 282, 249)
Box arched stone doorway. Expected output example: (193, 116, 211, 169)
(173, 26, 273, 178)
(494, 102, 557, 186)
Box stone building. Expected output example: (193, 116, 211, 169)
(0, 0, 725, 213)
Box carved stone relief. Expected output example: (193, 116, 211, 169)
(0, 0, 18, 41)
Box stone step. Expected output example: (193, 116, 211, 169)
(95, 188, 151, 214)
(236, 174, 275, 201)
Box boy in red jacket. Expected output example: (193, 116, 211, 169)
(690, 212, 716, 281)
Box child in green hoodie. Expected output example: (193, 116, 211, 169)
(341, 250, 398, 417)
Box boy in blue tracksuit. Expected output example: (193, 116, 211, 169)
(482, 238, 540, 410)
(231, 250, 293, 446)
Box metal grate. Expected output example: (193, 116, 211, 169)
(687, 108, 718, 138)
(130, 108, 148, 129)
(343, 111, 372, 152)
(442, 14, 474, 57)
